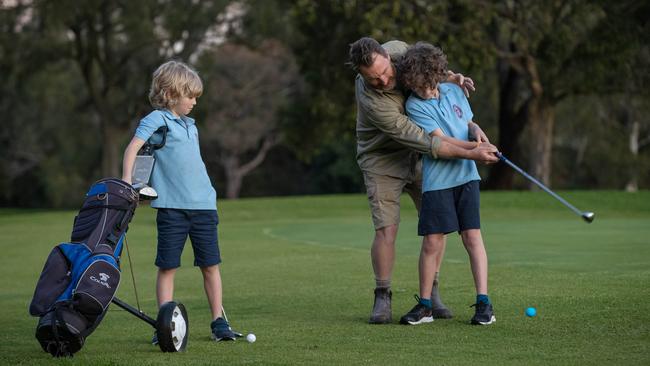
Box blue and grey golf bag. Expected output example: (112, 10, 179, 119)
(29, 178, 138, 357)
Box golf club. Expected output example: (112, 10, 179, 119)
(132, 182, 158, 200)
(131, 124, 168, 200)
(221, 306, 244, 338)
(497, 153, 594, 223)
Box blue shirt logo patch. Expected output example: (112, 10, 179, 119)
(453, 105, 463, 118)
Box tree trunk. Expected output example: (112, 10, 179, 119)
(625, 119, 639, 192)
(485, 64, 527, 189)
(527, 99, 555, 189)
(226, 172, 244, 199)
(101, 120, 125, 178)
(220, 154, 241, 199)
(220, 135, 277, 199)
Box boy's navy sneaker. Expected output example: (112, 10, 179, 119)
(211, 317, 237, 341)
(399, 296, 434, 325)
(470, 302, 496, 325)
(151, 331, 158, 346)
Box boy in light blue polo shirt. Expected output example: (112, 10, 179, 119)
(122, 60, 239, 342)
(397, 43, 496, 326)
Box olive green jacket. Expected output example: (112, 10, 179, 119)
(355, 40, 438, 178)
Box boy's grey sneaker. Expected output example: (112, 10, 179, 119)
(399, 296, 434, 325)
(211, 317, 237, 341)
(151, 331, 158, 346)
(369, 287, 392, 324)
(470, 302, 496, 325)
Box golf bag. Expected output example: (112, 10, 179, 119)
(29, 178, 138, 357)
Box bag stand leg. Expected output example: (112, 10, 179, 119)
(111, 297, 188, 352)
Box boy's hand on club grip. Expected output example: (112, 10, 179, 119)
(473, 143, 499, 164)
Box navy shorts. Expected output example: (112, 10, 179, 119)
(155, 208, 221, 269)
(418, 180, 481, 235)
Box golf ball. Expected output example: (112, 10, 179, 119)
(525, 307, 537, 317)
(246, 333, 256, 343)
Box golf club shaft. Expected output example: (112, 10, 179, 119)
(498, 153, 584, 217)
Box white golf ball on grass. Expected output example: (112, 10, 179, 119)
(246, 333, 256, 343)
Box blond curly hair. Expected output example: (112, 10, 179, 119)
(149, 60, 203, 110)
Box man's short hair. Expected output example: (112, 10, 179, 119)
(347, 37, 388, 72)
(397, 42, 448, 92)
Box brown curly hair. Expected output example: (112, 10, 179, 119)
(398, 42, 448, 93)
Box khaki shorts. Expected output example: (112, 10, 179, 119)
(362, 164, 422, 230)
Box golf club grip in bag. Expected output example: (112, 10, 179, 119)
(29, 178, 138, 357)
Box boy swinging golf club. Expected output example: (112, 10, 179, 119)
(398, 42, 497, 325)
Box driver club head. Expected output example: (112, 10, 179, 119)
(137, 186, 158, 200)
(581, 212, 595, 223)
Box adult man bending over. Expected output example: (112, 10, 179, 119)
(348, 37, 498, 324)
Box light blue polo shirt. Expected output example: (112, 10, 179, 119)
(134, 109, 217, 210)
(406, 83, 480, 192)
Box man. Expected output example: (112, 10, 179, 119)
(348, 37, 498, 324)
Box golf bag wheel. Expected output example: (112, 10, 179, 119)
(156, 301, 189, 352)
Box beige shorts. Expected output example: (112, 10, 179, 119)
(362, 165, 422, 230)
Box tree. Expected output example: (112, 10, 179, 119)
(0, 0, 80, 206)
(196, 40, 301, 198)
(233, 0, 492, 194)
(34, 0, 232, 178)
(483, 0, 649, 189)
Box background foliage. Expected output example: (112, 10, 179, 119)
(1, 0, 648, 207)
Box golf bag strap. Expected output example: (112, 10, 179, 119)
(144, 119, 169, 151)
(106, 206, 135, 247)
(106, 233, 119, 246)
(53, 301, 95, 340)
(49, 312, 68, 358)
(52, 306, 62, 342)
(78, 204, 130, 213)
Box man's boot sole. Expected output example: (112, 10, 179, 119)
(369, 316, 392, 324)
(432, 308, 453, 319)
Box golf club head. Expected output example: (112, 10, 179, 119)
(581, 212, 595, 223)
(132, 183, 158, 200)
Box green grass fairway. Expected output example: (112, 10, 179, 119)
(1, 191, 649, 365)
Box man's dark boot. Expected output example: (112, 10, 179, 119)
(369, 287, 392, 324)
(431, 279, 453, 319)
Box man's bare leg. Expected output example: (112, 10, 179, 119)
(369, 224, 398, 324)
(430, 242, 453, 319)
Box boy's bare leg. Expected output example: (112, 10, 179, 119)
(156, 268, 176, 307)
(419, 234, 445, 299)
(462, 229, 495, 325)
(200, 264, 223, 320)
(406, 183, 451, 318)
(460, 229, 488, 294)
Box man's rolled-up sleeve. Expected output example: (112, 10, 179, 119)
(363, 98, 438, 157)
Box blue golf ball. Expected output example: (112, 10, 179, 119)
(525, 307, 537, 317)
